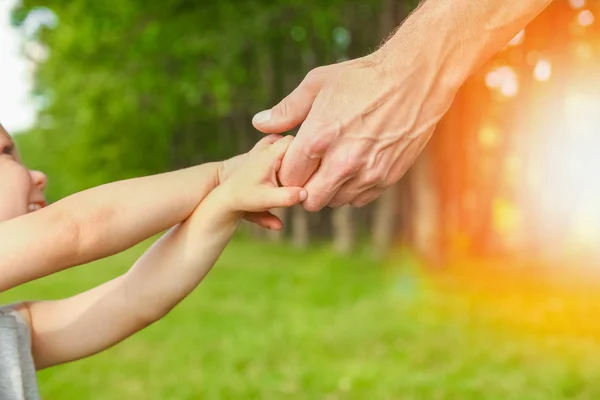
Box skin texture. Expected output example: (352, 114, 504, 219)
(0, 126, 47, 221)
(253, 0, 553, 211)
(0, 129, 305, 369)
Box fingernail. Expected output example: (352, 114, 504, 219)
(299, 189, 308, 202)
(253, 110, 272, 124)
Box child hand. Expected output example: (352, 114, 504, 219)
(218, 135, 306, 230)
(218, 135, 281, 229)
(218, 134, 283, 183)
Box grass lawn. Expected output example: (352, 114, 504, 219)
(2, 238, 600, 399)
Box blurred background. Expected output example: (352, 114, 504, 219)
(2, 0, 600, 398)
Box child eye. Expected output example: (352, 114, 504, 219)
(2, 144, 14, 156)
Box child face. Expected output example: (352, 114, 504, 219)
(0, 125, 47, 222)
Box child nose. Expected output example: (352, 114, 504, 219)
(30, 170, 48, 191)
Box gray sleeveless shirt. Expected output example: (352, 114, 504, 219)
(0, 304, 40, 400)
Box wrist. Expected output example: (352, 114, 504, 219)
(185, 162, 222, 196)
(374, 0, 552, 94)
(202, 184, 244, 224)
(215, 161, 227, 187)
(374, 0, 465, 94)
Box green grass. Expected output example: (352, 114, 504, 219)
(3, 239, 600, 399)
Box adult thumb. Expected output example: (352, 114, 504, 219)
(252, 68, 325, 134)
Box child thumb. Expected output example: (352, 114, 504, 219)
(264, 187, 307, 209)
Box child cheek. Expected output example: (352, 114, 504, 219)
(0, 167, 33, 221)
(0, 195, 28, 221)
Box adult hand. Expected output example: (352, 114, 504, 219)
(252, 0, 552, 212)
(252, 52, 457, 212)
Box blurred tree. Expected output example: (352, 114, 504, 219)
(370, 0, 412, 260)
(12, 0, 369, 201)
(18, 0, 564, 263)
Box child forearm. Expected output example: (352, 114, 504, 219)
(0, 163, 221, 291)
(61, 163, 223, 263)
(23, 188, 240, 369)
(122, 186, 241, 319)
(22, 135, 304, 370)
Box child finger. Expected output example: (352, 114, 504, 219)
(262, 187, 307, 209)
(244, 211, 283, 230)
(254, 134, 283, 150)
(267, 135, 294, 158)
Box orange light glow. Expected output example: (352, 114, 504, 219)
(569, 0, 586, 9)
(577, 10, 594, 26)
(486, 66, 519, 97)
(421, 0, 600, 339)
(533, 59, 552, 81)
(479, 125, 499, 148)
(519, 85, 600, 259)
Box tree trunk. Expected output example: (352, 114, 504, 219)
(396, 172, 413, 245)
(266, 208, 287, 242)
(291, 206, 309, 249)
(332, 206, 355, 254)
(371, 186, 399, 260)
(409, 150, 442, 266)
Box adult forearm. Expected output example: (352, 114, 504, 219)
(378, 0, 553, 90)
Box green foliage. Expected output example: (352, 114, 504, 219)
(11, 0, 386, 201)
(3, 239, 600, 399)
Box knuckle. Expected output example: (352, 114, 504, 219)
(381, 173, 399, 189)
(340, 160, 362, 177)
(362, 169, 385, 187)
(306, 134, 331, 156)
(346, 144, 366, 162)
(272, 97, 290, 117)
(303, 199, 324, 212)
(330, 150, 363, 177)
(277, 172, 295, 187)
(305, 66, 326, 84)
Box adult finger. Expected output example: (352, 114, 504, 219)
(301, 149, 361, 211)
(328, 178, 374, 208)
(276, 115, 332, 188)
(349, 187, 384, 208)
(252, 67, 327, 134)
